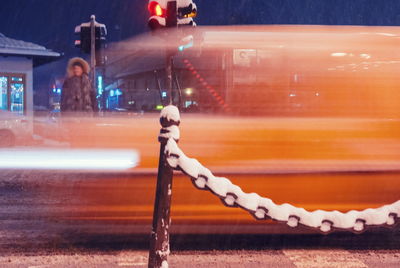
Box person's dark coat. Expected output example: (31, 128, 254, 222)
(60, 58, 97, 113)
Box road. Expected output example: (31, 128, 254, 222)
(1, 114, 399, 266)
(26, 115, 400, 231)
(0, 170, 399, 267)
(1, 170, 399, 235)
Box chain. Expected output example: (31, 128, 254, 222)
(159, 105, 400, 233)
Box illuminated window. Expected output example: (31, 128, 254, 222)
(11, 77, 23, 82)
(0, 74, 25, 114)
(0, 76, 8, 110)
(10, 82, 24, 114)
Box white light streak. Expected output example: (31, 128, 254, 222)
(377, 32, 397, 37)
(360, 53, 371, 59)
(331, 52, 347, 57)
(0, 148, 139, 171)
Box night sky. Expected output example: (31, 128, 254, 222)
(2, 0, 400, 107)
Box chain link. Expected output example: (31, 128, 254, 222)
(159, 105, 400, 233)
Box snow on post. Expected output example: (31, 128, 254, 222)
(148, 105, 181, 268)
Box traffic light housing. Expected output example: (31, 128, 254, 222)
(74, 20, 107, 54)
(177, 1, 197, 27)
(148, 0, 168, 31)
(148, 1, 166, 17)
(148, 0, 196, 31)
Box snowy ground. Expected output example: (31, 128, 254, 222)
(1, 249, 400, 267)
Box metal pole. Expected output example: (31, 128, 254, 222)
(148, 2, 177, 267)
(148, 122, 175, 268)
(165, 0, 177, 105)
(154, 70, 164, 105)
(172, 65, 182, 110)
(90, 15, 96, 90)
(166, 54, 174, 105)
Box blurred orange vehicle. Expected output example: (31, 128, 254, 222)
(34, 25, 400, 234)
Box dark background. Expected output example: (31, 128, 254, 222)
(1, 0, 400, 107)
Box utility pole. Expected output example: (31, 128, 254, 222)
(74, 15, 107, 110)
(165, 1, 177, 104)
(90, 15, 97, 91)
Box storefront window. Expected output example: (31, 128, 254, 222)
(0, 73, 25, 114)
(0, 76, 7, 110)
(10, 82, 24, 114)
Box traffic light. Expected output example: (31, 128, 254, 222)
(177, 1, 197, 27)
(148, 0, 168, 31)
(148, 0, 197, 31)
(74, 18, 107, 55)
(148, 0, 166, 17)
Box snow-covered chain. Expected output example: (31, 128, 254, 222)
(159, 105, 400, 233)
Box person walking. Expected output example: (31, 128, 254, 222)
(60, 57, 97, 113)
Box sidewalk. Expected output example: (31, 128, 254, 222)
(1, 249, 400, 268)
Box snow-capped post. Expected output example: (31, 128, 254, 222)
(147, 6, 179, 266)
(148, 105, 180, 268)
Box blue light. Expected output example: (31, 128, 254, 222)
(115, 89, 122, 96)
(57, 88, 61, 94)
(97, 75, 103, 95)
(178, 40, 194, 52)
(52, 88, 56, 93)
(162, 91, 167, 98)
(110, 90, 115, 97)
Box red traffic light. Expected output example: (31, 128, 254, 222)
(148, 2, 165, 17)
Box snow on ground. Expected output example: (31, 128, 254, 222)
(1, 250, 400, 267)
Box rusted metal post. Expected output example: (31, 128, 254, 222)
(148, 108, 180, 268)
(148, 131, 174, 268)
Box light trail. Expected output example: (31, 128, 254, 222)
(0, 148, 139, 171)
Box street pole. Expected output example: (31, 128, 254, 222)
(166, 54, 174, 105)
(173, 65, 183, 110)
(165, 0, 177, 105)
(90, 15, 96, 90)
(148, 128, 174, 268)
(148, 2, 177, 267)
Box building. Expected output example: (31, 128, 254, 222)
(0, 33, 60, 116)
(104, 25, 400, 117)
(103, 32, 227, 113)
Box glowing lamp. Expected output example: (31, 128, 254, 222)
(148, 2, 165, 17)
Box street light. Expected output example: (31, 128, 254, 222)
(185, 88, 193, 96)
